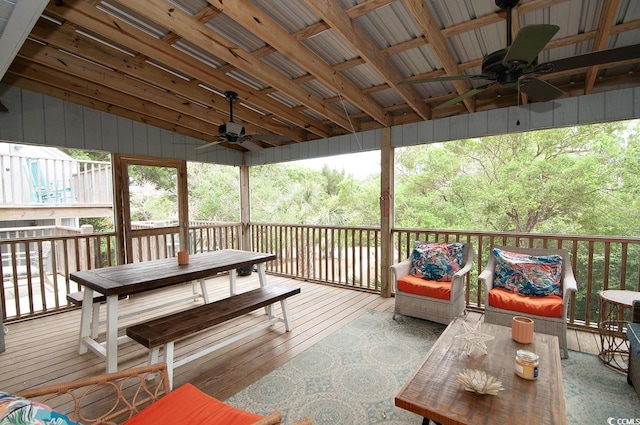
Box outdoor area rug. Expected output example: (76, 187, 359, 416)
(225, 310, 640, 425)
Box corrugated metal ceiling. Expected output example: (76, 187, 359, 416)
(1, 0, 639, 153)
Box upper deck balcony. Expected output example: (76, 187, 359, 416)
(0, 143, 112, 221)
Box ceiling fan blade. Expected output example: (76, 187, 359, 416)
(544, 43, 640, 74)
(195, 140, 223, 151)
(519, 78, 564, 102)
(435, 86, 490, 109)
(250, 134, 291, 142)
(239, 141, 264, 152)
(400, 74, 490, 85)
(503, 24, 560, 69)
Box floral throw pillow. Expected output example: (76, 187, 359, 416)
(410, 241, 464, 282)
(0, 392, 79, 425)
(492, 248, 563, 297)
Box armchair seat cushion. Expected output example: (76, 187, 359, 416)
(123, 383, 263, 425)
(397, 275, 451, 300)
(488, 288, 563, 318)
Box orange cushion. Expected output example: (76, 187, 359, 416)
(488, 288, 563, 318)
(123, 383, 263, 425)
(397, 275, 451, 300)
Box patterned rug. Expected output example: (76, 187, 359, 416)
(226, 310, 640, 425)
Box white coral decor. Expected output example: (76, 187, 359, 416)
(456, 369, 504, 395)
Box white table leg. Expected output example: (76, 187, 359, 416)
(257, 263, 267, 287)
(281, 299, 293, 331)
(229, 271, 237, 295)
(105, 295, 119, 373)
(198, 279, 209, 303)
(164, 341, 175, 390)
(257, 263, 271, 315)
(78, 289, 94, 354)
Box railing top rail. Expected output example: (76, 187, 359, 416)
(391, 228, 640, 244)
(0, 232, 118, 244)
(251, 222, 380, 231)
(0, 152, 110, 166)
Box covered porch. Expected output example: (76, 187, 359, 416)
(0, 272, 601, 400)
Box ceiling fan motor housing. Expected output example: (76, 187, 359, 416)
(495, 0, 520, 9)
(219, 121, 245, 142)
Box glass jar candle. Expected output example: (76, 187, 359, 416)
(515, 349, 539, 380)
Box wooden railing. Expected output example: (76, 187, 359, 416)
(0, 153, 112, 206)
(252, 223, 381, 291)
(3, 222, 640, 332)
(252, 223, 640, 329)
(0, 223, 241, 321)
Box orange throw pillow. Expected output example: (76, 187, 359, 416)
(488, 288, 563, 317)
(397, 275, 451, 300)
(123, 383, 263, 425)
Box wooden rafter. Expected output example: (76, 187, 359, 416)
(584, 0, 620, 94)
(304, 0, 431, 121)
(402, 0, 476, 113)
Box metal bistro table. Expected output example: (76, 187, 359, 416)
(598, 289, 640, 371)
(71, 249, 276, 373)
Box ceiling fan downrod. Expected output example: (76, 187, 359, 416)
(495, 0, 521, 46)
(224, 91, 238, 122)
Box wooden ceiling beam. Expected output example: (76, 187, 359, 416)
(402, 0, 475, 113)
(45, 0, 330, 139)
(116, 0, 355, 133)
(304, 0, 430, 121)
(2, 72, 241, 150)
(17, 40, 230, 131)
(584, 0, 620, 95)
(28, 20, 305, 142)
(9, 56, 226, 139)
(207, 0, 392, 126)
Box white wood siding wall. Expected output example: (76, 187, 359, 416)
(1, 83, 639, 166)
(0, 84, 242, 166)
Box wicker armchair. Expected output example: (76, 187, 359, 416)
(392, 243, 474, 325)
(14, 363, 311, 425)
(480, 246, 577, 358)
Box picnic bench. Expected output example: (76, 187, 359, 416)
(126, 285, 301, 389)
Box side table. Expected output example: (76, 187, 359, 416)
(598, 289, 640, 371)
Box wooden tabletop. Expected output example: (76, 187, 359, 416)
(70, 249, 276, 296)
(395, 318, 565, 425)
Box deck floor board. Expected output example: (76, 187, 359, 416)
(0, 274, 601, 401)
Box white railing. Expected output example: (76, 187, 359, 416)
(0, 153, 112, 206)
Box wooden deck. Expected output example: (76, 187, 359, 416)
(0, 273, 602, 401)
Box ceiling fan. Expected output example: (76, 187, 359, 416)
(197, 91, 290, 152)
(401, 0, 640, 109)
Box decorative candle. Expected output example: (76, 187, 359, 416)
(512, 316, 534, 344)
(515, 349, 539, 380)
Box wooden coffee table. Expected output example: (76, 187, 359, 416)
(395, 318, 566, 425)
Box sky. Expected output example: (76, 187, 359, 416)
(291, 150, 380, 179)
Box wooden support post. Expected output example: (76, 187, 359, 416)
(380, 127, 394, 298)
(240, 165, 251, 251)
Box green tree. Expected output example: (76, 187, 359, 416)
(187, 162, 239, 222)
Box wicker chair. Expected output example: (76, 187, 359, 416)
(392, 243, 474, 325)
(480, 246, 577, 358)
(14, 363, 311, 425)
